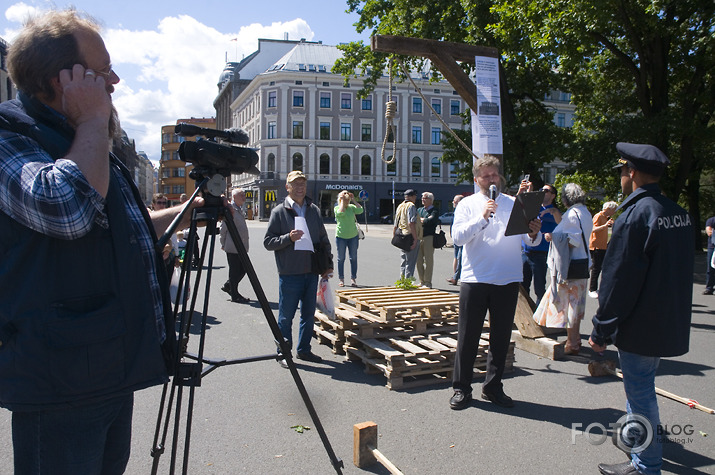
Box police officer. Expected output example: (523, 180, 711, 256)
(590, 143, 694, 475)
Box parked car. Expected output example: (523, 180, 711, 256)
(380, 215, 394, 224)
(438, 212, 454, 225)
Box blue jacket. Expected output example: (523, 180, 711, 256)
(0, 96, 171, 411)
(591, 183, 693, 357)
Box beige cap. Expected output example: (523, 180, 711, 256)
(286, 170, 307, 183)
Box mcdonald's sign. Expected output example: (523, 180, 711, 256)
(264, 189, 277, 202)
(244, 190, 254, 199)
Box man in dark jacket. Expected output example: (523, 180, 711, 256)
(416, 191, 440, 288)
(264, 171, 332, 368)
(0, 9, 202, 474)
(590, 143, 693, 475)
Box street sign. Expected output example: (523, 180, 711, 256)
(358, 190, 369, 201)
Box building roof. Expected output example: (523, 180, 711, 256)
(267, 42, 342, 73)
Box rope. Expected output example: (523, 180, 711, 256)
(381, 57, 396, 164)
(397, 59, 479, 161)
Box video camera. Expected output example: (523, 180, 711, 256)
(175, 123, 260, 179)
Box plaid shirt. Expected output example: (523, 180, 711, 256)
(0, 129, 166, 341)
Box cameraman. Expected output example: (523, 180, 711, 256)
(0, 9, 202, 473)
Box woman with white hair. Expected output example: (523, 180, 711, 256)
(533, 183, 593, 354)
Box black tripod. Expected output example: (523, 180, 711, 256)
(149, 175, 343, 474)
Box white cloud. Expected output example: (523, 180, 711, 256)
(103, 15, 314, 164)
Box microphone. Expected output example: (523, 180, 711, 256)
(489, 184, 497, 218)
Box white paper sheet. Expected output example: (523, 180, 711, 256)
(293, 216, 314, 251)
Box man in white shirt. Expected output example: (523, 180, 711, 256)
(449, 156, 541, 410)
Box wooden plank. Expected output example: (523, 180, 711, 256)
(511, 330, 564, 360)
(513, 286, 546, 338)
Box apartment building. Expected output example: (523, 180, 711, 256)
(159, 117, 216, 206)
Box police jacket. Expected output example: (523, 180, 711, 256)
(0, 95, 172, 411)
(591, 183, 693, 357)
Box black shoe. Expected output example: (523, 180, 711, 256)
(481, 390, 515, 408)
(277, 357, 289, 369)
(221, 283, 231, 295)
(703, 289, 713, 295)
(231, 294, 250, 303)
(449, 389, 472, 410)
(296, 352, 323, 363)
(598, 461, 639, 475)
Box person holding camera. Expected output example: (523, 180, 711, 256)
(0, 9, 202, 473)
(588, 201, 617, 298)
(334, 190, 363, 287)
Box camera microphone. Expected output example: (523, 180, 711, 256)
(489, 184, 497, 218)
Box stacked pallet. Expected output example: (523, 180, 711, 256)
(313, 286, 515, 390)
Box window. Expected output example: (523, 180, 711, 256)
(162, 186, 171, 194)
(267, 121, 276, 139)
(292, 121, 303, 139)
(161, 151, 171, 161)
(292, 153, 303, 171)
(174, 168, 185, 178)
(450, 100, 460, 115)
(162, 133, 171, 144)
(267, 91, 276, 108)
(431, 157, 441, 177)
(319, 122, 331, 140)
(386, 157, 396, 176)
(361, 155, 371, 176)
(449, 162, 458, 179)
(341, 93, 351, 109)
(431, 127, 441, 145)
(293, 91, 304, 107)
(319, 154, 330, 174)
(412, 97, 422, 113)
(411, 126, 422, 144)
(431, 99, 441, 114)
(361, 124, 372, 142)
(161, 169, 170, 178)
(267, 153, 275, 172)
(362, 96, 372, 110)
(172, 185, 184, 194)
(320, 92, 331, 108)
(341, 123, 351, 141)
(412, 157, 422, 177)
(557, 113, 566, 128)
(340, 154, 351, 175)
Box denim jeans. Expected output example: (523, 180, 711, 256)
(706, 247, 715, 291)
(12, 393, 134, 475)
(335, 236, 359, 280)
(278, 273, 319, 355)
(618, 349, 662, 475)
(453, 245, 462, 281)
(522, 251, 548, 305)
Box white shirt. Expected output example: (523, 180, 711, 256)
(453, 191, 541, 285)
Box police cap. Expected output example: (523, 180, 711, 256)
(614, 142, 670, 176)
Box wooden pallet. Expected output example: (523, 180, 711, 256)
(344, 329, 514, 390)
(336, 286, 460, 321)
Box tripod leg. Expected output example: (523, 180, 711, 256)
(222, 208, 344, 474)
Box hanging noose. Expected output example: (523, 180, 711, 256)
(381, 56, 396, 165)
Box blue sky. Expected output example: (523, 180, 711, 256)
(1, 1, 371, 163)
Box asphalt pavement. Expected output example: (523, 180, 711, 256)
(1, 221, 713, 474)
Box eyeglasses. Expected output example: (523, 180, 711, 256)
(90, 65, 114, 79)
(541, 188, 554, 194)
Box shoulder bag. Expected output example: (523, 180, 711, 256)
(432, 225, 447, 249)
(566, 213, 590, 280)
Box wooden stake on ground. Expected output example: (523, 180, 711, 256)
(353, 422, 404, 474)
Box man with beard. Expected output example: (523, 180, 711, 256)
(0, 9, 202, 473)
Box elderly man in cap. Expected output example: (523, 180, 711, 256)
(393, 189, 422, 280)
(590, 143, 694, 475)
(264, 171, 332, 368)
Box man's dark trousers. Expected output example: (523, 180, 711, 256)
(453, 282, 519, 395)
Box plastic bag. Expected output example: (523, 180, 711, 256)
(169, 266, 190, 303)
(316, 276, 335, 320)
